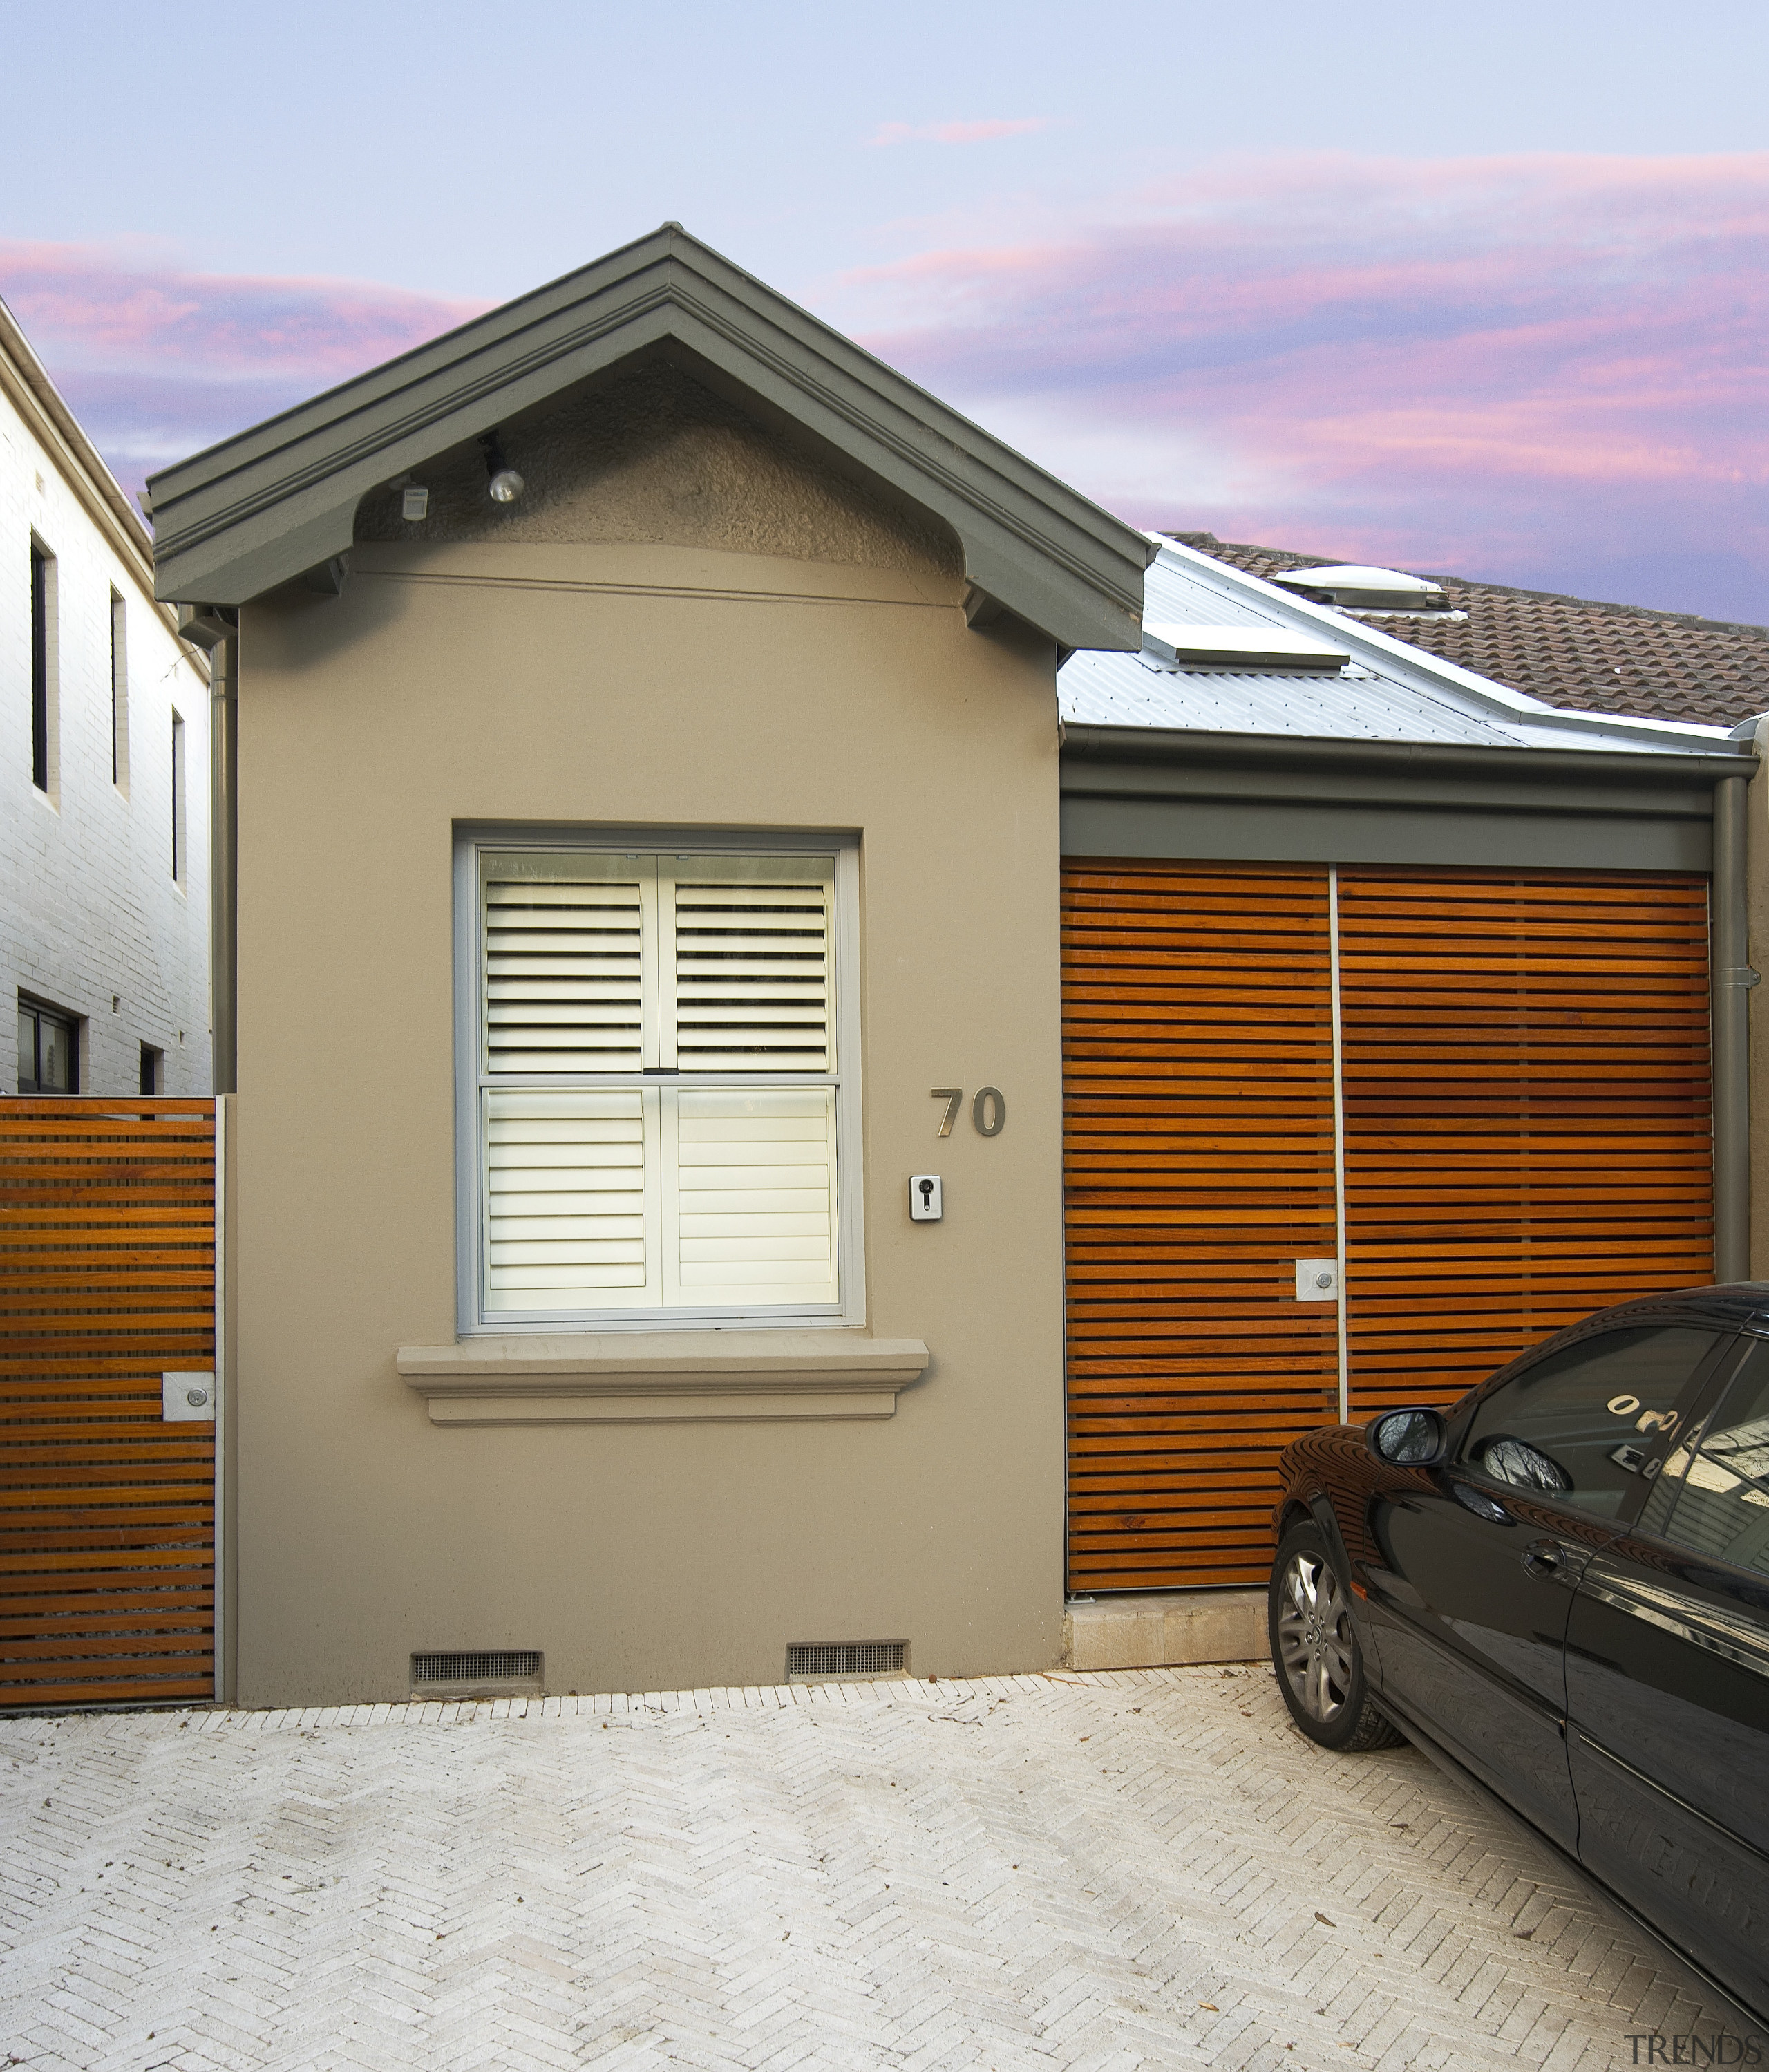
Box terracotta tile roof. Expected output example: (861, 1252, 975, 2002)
(1168, 533, 1769, 731)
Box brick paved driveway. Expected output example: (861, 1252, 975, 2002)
(0, 1666, 1743, 2071)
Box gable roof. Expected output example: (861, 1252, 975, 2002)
(1173, 533, 1769, 731)
(1060, 536, 1746, 761)
(145, 224, 1152, 651)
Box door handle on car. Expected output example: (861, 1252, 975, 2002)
(1522, 1538, 1584, 1583)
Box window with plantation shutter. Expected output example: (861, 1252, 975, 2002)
(462, 840, 857, 1328)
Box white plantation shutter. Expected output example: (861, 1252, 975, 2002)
(483, 856, 653, 1074)
(474, 845, 846, 1322)
(484, 1091, 660, 1310)
(661, 860, 832, 1071)
(665, 1090, 838, 1306)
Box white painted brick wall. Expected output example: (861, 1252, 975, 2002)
(1, 384, 211, 1095)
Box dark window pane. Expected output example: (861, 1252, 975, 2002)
(1461, 1326, 1719, 1518)
(1654, 1352, 1769, 1576)
(31, 547, 49, 794)
(39, 1015, 73, 1091)
(17, 1009, 35, 1089)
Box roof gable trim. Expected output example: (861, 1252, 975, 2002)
(149, 227, 1151, 651)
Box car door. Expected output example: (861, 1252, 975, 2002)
(1565, 1335, 1769, 2019)
(1363, 1323, 1725, 1855)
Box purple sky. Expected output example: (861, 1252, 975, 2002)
(7, 2, 1769, 623)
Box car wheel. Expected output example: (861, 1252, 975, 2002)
(1269, 1520, 1403, 1751)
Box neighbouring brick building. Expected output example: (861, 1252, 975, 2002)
(1, 297, 211, 1095)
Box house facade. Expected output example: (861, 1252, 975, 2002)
(148, 226, 1151, 1704)
(2, 300, 211, 1097)
(146, 228, 1761, 1704)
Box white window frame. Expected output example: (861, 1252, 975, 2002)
(453, 825, 864, 1336)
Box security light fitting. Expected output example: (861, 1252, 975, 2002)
(480, 433, 524, 505)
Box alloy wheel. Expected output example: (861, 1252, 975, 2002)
(1275, 1547, 1356, 1723)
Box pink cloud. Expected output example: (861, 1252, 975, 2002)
(0, 240, 489, 493)
(869, 117, 1052, 147)
(827, 152, 1769, 617)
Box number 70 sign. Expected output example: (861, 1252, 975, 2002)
(931, 1088, 1005, 1138)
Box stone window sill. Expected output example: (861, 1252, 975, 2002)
(397, 1331, 929, 1425)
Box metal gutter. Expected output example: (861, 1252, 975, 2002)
(1059, 724, 1754, 789)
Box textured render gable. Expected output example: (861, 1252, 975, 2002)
(147, 225, 1151, 650)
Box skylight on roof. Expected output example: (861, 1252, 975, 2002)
(1141, 622, 1350, 672)
(1271, 565, 1447, 611)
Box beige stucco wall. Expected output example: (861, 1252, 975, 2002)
(229, 535, 1068, 1704)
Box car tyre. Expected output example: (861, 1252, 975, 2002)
(1269, 1519, 1403, 1751)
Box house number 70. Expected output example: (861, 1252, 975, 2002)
(931, 1088, 1006, 1138)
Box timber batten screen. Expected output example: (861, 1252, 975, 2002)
(1063, 863, 1339, 1592)
(0, 1098, 216, 1708)
(1339, 868, 1714, 1419)
(1062, 860, 1714, 1594)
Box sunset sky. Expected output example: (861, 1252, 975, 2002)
(6, 0, 1768, 620)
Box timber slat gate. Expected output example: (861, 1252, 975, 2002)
(0, 1098, 216, 1709)
(1063, 861, 1714, 1594)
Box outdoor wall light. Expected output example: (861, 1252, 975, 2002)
(480, 433, 525, 505)
(401, 484, 429, 521)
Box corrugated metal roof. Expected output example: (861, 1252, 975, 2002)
(1059, 540, 1741, 758)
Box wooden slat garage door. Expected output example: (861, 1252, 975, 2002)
(1063, 860, 1713, 1593)
(1340, 868, 1714, 1419)
(1063, 863, 1338, 1591)
(0, 1098, 216, 1708)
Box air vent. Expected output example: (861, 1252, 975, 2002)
(1269, 565, 1448, 612)
(1140, 622, 1350, 672)
(786, 1639, 909, 1682)
(411, 1649, 542, 1693)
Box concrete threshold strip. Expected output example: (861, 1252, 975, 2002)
(1064, 1587, 1267, 1672)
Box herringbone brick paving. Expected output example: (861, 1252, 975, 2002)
(0, 1666, 1743, 2070)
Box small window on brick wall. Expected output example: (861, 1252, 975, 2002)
(18, 1001, 77, 1094)
(170, 710, 186, 883)
(30, 541, 57, 798)
(110, 588, 130, 795)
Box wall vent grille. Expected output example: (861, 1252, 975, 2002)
(411, 1650, 542, 1686)
(786, 1640, 908, 1682)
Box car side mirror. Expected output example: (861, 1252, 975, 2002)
(1369, 1406, 1448, 1467)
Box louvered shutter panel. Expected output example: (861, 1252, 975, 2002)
(661, 859, 833, 1071)
(663, 1089, 840, 1306)
(484, 1090, 660, 1310)
(483, 856, 653, 1073)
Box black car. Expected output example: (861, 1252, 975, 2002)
(1269, 1285, 1769, 2026)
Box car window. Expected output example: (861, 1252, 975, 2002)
(1459, 1326, 1721, 1518)
(1639, 1346, 1769, 1576)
